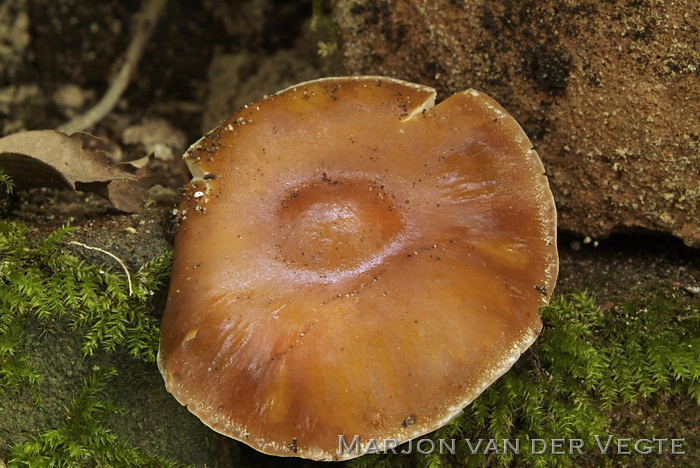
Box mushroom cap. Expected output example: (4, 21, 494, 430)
(158, 76, 558, 461)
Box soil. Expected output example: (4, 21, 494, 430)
(0, 0, 697, 467)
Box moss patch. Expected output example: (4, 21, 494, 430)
(0, 220, 170, 374)
(8, 368, 183, 467)
(0, 216, 214, 466)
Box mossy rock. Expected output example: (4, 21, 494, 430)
(0, 184, 697, 467)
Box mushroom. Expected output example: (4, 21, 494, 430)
(158, 76, 558, 461)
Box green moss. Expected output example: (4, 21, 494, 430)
(0, 217, 177, 465)
(348, 290, 699, 468)
(8, 368, 183, 468)
(0, 220, 171, 375)
(0, 170, 13, 194)
(311, 0, 339, 57)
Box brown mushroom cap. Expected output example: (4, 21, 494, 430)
(158, 76, 558, 461)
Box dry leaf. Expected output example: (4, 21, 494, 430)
(0, 130, 149, 212)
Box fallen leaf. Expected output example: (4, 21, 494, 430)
(0, 130, 149, 212)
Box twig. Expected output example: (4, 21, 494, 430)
(58, 0, 168, 134)
(69, 241, 133, 296)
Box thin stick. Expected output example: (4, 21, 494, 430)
(58, 0, 168, 134)
(69, 241, 133, 296)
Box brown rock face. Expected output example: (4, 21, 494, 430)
(158, 77, 558, 460)
(333, 0, 699, 246)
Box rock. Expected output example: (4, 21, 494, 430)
(332, 0, 699, 247)
(0, 84, 47, 135)
(201, 49, 322, 134)
(200, 1, 340, 134)
(122, 118, 187, 162)
(51, 84, 92, 117)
